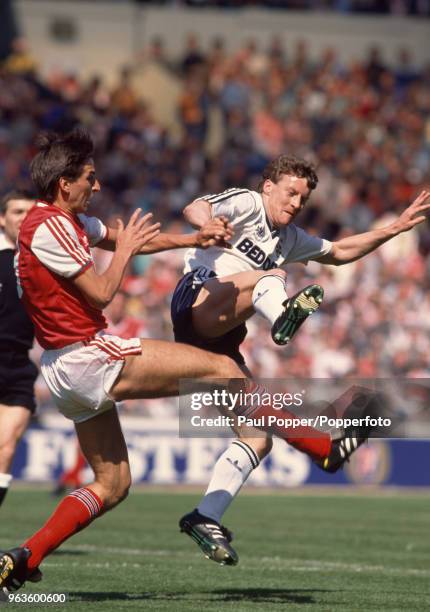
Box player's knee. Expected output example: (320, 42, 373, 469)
(113, 481, 130, 507)
(96, 470, 131, 510)
(117, 466, 132, 503)
(264, 269, 287, 282)
(112, 472, 131, 507)
(213, 354, 243, 379)
(102, 485, 130, 510)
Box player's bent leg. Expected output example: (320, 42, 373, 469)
(177, 356, 273, 566)
(192, 269, 287, 339)
(110, 338, 244, 400)
(115, 340, 332, 462)
(180, 425, 273, 566)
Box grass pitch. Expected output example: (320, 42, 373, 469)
(1, 488, 429, 611)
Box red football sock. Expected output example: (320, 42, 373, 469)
(23, 487, 103, 570)
(234, 382, 332, 461)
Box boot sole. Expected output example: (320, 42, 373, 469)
(273, 284, 324, 345)
(180, 524, 239, 566)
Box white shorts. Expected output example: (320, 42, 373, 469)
(40, 333, 142, 423)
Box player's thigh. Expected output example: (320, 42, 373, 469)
(192, 269, 286, 338)
(111, 338, 243, 400)
(0, 405, 32, 471)
(74, 407, 130, 491)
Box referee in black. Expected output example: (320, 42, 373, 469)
(0, 190, 36, 507)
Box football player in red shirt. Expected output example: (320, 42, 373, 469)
(0, 128, 245, 591)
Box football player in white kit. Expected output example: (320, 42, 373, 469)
(172, 154, 430, 565)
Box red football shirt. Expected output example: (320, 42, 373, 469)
(17, 202, 108, 349)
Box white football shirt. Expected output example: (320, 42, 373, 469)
(183, 189, 332, 276)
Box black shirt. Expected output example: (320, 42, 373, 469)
(0, 239, 34, 352)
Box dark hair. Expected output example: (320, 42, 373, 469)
(257, 155, 318, 192)
(0, 190, 35, 215)
(30, 128, 94, 202)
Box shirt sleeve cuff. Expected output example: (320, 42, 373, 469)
(70, 260, 93, 279)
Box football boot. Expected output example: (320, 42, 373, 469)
(272, 284, 324, 346)
(179, 509, 238, 566)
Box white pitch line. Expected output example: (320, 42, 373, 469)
(60, 544, 430, 578)
(65, 544, 177, 557)
(257, 557, 430, 578)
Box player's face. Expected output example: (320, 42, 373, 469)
(264, 174, 311, 228)
(0, 199, 34, 243)
(68, 161, 100, 214)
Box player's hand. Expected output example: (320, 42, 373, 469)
(116, 209, 161, 256)
(196, 216, 234, 249)
(391, 190, 430, 234)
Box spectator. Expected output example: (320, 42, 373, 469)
(0, 34, 429, 416)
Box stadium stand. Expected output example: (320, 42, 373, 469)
(1, 24, 430, 417)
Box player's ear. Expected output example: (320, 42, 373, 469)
(58, 176, 71, 193)
(263, 179, 273, 195)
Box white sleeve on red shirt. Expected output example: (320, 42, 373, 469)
(31, 216, 92, 278)
(78, 214, 107, 247)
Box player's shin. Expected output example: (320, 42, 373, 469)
(23, 487, 103, 570)
(252, 274, 287, 324)
(197, 440, 260, 523)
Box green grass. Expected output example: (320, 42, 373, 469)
(1, 489, 430, 611)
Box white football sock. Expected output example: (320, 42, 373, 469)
(0, 473, 12, 488)
(197, 441, 259, 523)
(0, 473, 12, 506)
(252, 274, 287, 325)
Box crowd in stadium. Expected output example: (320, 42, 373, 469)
(135, 0, 430, 16)
(1, 32, 430, 414)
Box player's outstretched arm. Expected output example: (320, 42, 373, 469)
(137, 217, 233, 252)
(315, 190, 430, 266)
(98, 217, 233, 253)
(73, 210, 160, 308)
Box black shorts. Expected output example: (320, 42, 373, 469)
(0, 350, 38, 413)
(171, 267, 247, 365)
